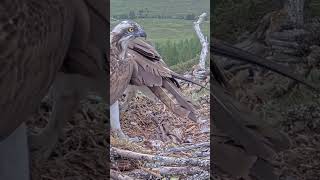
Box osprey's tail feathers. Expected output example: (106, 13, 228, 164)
(149, 80, 198, 122)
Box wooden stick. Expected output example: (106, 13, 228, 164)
(110, 169, 134, 180)
(111, 147, 209, 168)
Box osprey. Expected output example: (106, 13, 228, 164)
(110, 20, 146, 106)
(109, 21, 204, 139)
(0, 1, 75, 180)
(0, 1, 108, 179)
(111, 37, 202, 139)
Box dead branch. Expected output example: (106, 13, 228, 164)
(152, 166, 205, 176)
(165, 142, 210, 152)
(111, 147, 209, 168)
(193, 12, 208, 78)
(110, 169, 135, 180)
(139, 167, 162, 178)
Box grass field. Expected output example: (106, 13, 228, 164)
(110, 0, 210, 18)
(111, 18, 210, 43)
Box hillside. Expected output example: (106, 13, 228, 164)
(110, 0, 210, 19)
(110, 18, 210, 43)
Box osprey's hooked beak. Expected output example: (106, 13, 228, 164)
(134, 28, 147, 39)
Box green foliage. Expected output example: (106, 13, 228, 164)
(170, 57, 198, 74)
(155, 36, 205, 67)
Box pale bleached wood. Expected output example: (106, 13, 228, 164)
(193, 13, 209, 70)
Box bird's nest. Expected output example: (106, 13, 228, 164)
(26, 77, 210, 180)
(26, 97, 109, 180)
(110, 84, 210, 179)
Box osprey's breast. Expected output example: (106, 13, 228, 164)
(110, 55, 134, 105)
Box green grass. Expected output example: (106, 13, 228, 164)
(111, 18, 210, 43)
(111, 0, 210, 18)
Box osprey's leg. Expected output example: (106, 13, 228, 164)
(120, 85, 137, 112)
(29, 73, 81, 159)
(110, 101, 142, 142)
(121, 85, 159, 111)
(0, 123, 30, 180)
(110, 101, 126, 138)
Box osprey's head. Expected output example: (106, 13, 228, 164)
(111, 20, 147, 59)
(111, 20, 146, 43)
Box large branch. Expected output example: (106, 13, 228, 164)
(111, 147, 209, 168)
(151, 166, 204, 176)
(165, 142, 210, 152)
(194, 13, 208, 70)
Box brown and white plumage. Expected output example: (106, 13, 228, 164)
(110, 20, 147, 105)
(110, 21, 202, 139)
(128, 38, 198, 121)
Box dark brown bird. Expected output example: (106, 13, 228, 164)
(0, 1, 75, 179)
(111, 37, 203, 139)
(0, 1, 108, 179)
(28, 0, 109, 159)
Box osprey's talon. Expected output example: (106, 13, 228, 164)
(128, 136, 144, 143)
(111, 129, 143, 143)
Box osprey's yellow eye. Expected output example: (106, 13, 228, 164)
(128, 27, 134, 32)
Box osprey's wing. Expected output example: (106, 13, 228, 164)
(0, 1, 75, 140)
(127, 38, 199, 122)
(110, 47, 134, 105)
(129, 38, 205, 87)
